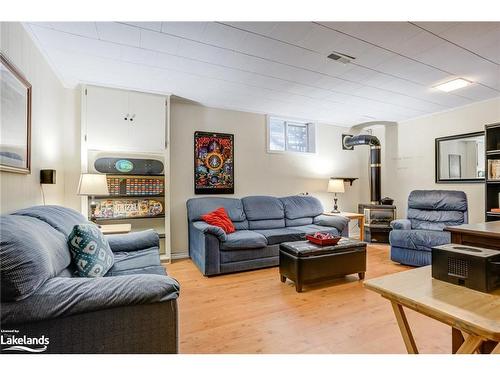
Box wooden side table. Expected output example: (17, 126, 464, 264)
(323, 212, 365, 241)
(100, 223, 132, 235)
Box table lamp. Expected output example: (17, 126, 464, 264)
(327, 178, 345, 213)
(78, 173, 109, 223)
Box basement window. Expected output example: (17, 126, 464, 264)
(267, 116, 316, 153)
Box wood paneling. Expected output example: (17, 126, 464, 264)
(166, 245, 453, 353)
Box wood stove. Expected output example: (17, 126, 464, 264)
(343, 133, 396, 243)
(358, 204, 396, 243)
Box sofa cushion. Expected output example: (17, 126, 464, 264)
(280, 195, 323, 220)
(288, 224, 342, 236)
(1, 274, 180, 325)
(106, 229, 160, 252)
(254, 228, 305, 245)
(201, 207, 235, 234)
(220, 230, 267, 250)
(107, 248, 166, 276)
(408, 208, 466, 230)
(389, 229, 451, 252)
(248, 218, 286, 230)
(68, 224, 114, 277)
(0, 215, 71, 302)
(242, 196, 284, 220)
(285, 217, 313, 227)
(187, 197, 246, 223)
(408, 190, 468, 212)
(13, 205, 87, 237)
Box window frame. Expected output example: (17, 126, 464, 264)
(266, 115, 316, 154)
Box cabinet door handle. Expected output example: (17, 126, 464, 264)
(124, 113, 129, 121)
(130, 114, 136, 122)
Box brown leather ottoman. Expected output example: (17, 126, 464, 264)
(279, 238, 367, 292)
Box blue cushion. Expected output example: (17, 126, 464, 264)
(408, 208, 466, 230)
(248, 218, 285, 230)
(187, 197, 246, 223)
(242, 196, 284, 220)
(288, 224, 341, 236)
(220, 230, 267, 250)
(285, 217, 313, 226)
(254, 228, 305, 245)
(280, 195, 323, 220)
(1, 215, 71, 302)
(389, 229, 450, 252)
(408, 190, 468, 212)
(13, 205, 87, 237)
(107, 248, 166, 276)
(68, 224, 114, 277)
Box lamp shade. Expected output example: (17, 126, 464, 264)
(327, 178, 345, 193)
(78, 174, 109, 196)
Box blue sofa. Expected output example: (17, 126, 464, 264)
(187, 195, 349, 276)
(0, 205, 180, 353)
(390, 190, 468, 267)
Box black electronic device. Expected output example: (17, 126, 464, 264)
(432, 244, 500, 292)
(94, 157, 164, 175)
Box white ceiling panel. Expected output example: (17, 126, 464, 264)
(24, 22, 500, 127)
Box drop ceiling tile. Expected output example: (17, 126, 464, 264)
(123, 22, 162, 32)
(161, 22, 208, 40)
(29, 24, 122, 60)
(95, 22, 141, 47)
(140, 29, 181, 54)
(31, 22, 99, 39)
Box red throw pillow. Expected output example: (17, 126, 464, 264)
(201, 207, 236, 234)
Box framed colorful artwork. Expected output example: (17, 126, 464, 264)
(194, 131, 234, 194)
(0, 53, 32, 174)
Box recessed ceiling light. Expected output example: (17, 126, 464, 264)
(434, 78, 472, 92)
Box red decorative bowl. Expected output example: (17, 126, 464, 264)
(306, 234, 341, 246)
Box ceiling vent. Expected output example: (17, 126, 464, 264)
(327, 52, 356, 64)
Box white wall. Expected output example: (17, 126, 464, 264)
(0, 22, 79, 213)
(378, 97, 500, 224)
(170, 100, 370, 254)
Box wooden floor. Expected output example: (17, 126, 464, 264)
(166, 244, 452, 354)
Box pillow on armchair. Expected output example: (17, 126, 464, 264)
(68, 224, 114, 277)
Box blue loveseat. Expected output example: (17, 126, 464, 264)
(0, 205, 180, 353)
(390, 190, 468, 267)
(187, 195, 349, 276)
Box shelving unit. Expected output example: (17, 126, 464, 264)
(81, 84, 172, 261)
(485, 122, 500, 222)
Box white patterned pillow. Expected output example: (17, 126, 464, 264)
(67, 224, 114, 277)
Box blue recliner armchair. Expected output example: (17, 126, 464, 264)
(389, 190, 468, 267)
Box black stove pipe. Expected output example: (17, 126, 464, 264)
(343, 134, 381, 205)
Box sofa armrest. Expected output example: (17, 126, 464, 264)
(390, 219, 412, 230)
(314, 214, 349, 232)
(106, 229, 159, 252)
(1, 274, 180, 326)
(192, 221, 227, 242)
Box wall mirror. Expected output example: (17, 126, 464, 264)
(435, 131, 485, 183)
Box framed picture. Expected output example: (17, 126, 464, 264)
(194, 131, 234, 194)
(0, 53, 32, 174)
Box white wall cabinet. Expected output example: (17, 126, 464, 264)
(85, 85, 166, 153)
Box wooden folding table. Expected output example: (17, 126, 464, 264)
(364, 266, 500, 354)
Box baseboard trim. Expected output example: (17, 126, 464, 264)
(171, 251, 189, 260)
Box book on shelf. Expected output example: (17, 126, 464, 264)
(488, 159, 500, 180)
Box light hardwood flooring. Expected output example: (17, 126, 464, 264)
(166, 244, 452, 354)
